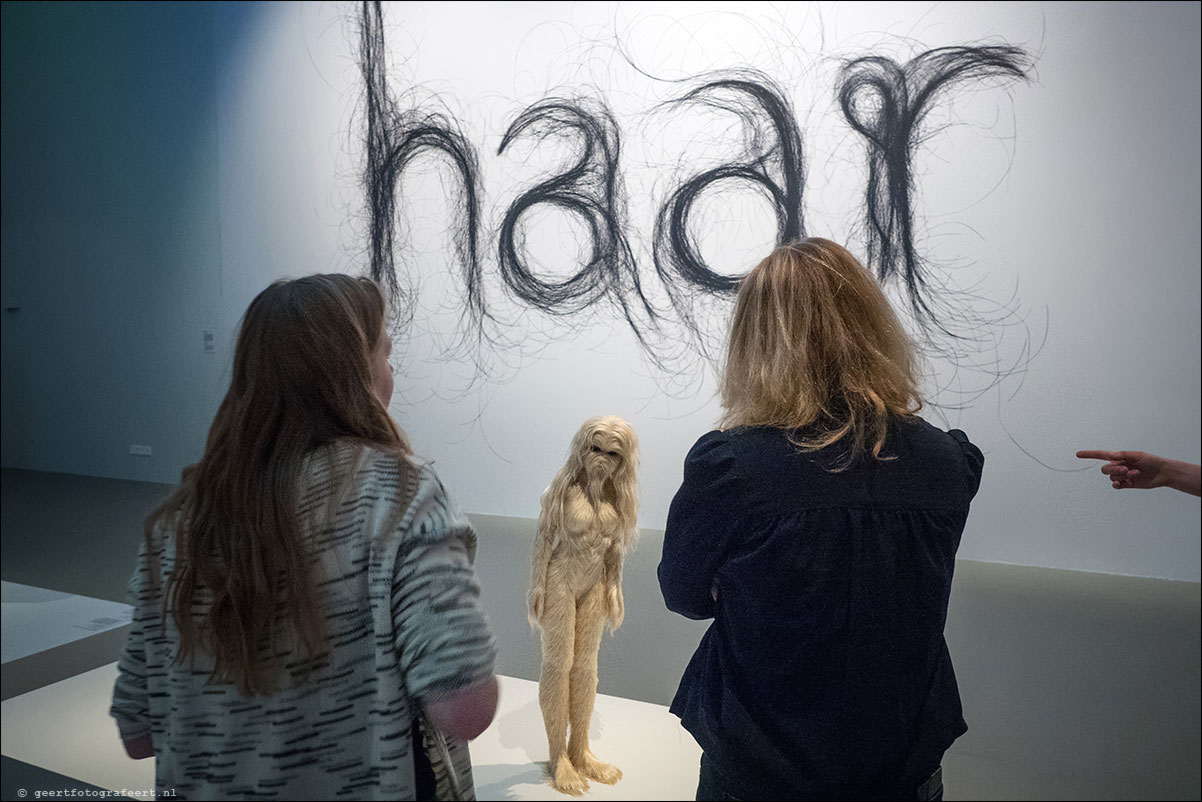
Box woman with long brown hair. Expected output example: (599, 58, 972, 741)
(660, 238, 983, 800)
(111, 274, 498, 800)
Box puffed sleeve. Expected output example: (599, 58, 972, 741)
(948, 428, 985, 499)
(659, 431, 742, 620)
(110, 540, 153, 742)
(392, 468, 498, 702)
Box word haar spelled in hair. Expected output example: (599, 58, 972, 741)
(357, 1, 1032, 382)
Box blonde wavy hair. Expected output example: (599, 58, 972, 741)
(720, 238, 922, 465)
(540, 416, 639, 550)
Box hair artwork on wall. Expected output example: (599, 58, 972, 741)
(836, 46, 1032, 342)
(355, 0, 1036, 405)
(496, 96, 661, 360)
(358, 0, 490, 367)
(650, 70, 808, 363)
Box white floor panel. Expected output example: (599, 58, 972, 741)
(1, 663, 150, 795)
(1, 582, 132, 664)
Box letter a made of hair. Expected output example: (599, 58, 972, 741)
(496, 96, 660, 356)
(650, 71, 807, 360)
(652, 71, 807, 295)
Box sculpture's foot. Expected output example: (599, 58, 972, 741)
(549, 754, 589, 796)
(573, 750, 622, 785)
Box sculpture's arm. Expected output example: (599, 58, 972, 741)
(603, 536, 625, 632)
(528, 518, 556, 629)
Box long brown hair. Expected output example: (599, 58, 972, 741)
(145, 274, 409, 695)
(720, 238, 922, 465)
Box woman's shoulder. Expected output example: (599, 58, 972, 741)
(355, 442, 421, 479)
(682, 427, 800, 486)
(896, 416, 985, 488)
(901, 417, 981, 454)
(688, 425, 800, 461)
(353, 446, 470, 540)
(688, 428, 729, 454)
(305, 440, 428, 508)
(688, 426, 783, 450)
(684, 428, 739, 468)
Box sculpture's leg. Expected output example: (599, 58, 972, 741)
(567, 583, 622, 784)
(540, 583, 588, 795)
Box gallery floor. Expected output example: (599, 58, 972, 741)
(2, 467, 1199, 800)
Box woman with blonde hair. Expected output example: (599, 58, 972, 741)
(660, 239, 983, 801)
(110, 274, 498, 800)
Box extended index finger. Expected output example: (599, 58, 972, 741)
(1076, 450, 1121, 461)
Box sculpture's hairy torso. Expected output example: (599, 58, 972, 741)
(548, 486, 620, 595)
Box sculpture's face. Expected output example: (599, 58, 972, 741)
(584, 427, 626, 480)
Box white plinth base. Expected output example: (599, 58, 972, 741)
(2, 666, 701, 800)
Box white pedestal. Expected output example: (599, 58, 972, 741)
(1, 667, 701, 800)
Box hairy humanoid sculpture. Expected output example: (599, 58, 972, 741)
(529, 416, 639, 795)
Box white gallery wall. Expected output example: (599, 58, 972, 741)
(2, 1, 1199, 581)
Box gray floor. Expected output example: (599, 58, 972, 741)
(2, 468, 1199, 800)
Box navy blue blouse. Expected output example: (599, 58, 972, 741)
(660, 418, 983, 800)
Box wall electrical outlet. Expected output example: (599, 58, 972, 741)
(129, 444, 153, 457)
(203, 329, 216, 353)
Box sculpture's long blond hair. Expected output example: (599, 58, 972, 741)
(721, 238, 922, 467)
(539, 416, 639, 550)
